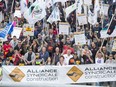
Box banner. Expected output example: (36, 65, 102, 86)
(1, 64, 116, 84)
(74, 34, 86, 45)
(23, 24, 34, 36)
(59, 22, 69, 35)
(77, 14, 87, 25)
(24, 0, 46, 24)
(47, 7, 60, 24)
(11, 27, 22, 39)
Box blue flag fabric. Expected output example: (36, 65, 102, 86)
(0, 22, 13, 39)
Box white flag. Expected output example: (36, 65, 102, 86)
(88, 10, 97, 25)
(76, 0, 83, 14)
(24, 0, 46, 24)
(94, 0, 100, 14)
(45, 0, 53, 8)
(65, 3, 77, 18)
(0, 12, 3, 23)
(53, 0, 69, 4)
(20, 0, 28, 14)
(47, 7, 60, 24)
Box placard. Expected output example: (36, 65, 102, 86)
(59, 22, 69, 35)
(77, 15, 87, 25)
(112, 39, 116, 52)
(23, 24, 34, 36)
(14, 10, 21, 18)
(11, 27, 22, 39)
(74, 34, 86, 45)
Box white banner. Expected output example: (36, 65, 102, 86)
(74, 34, 86, 45)
(11, 27, 22, 39)
(59, 22, 69, 35)
(23, 24, 34, 36)
(2, 64, 116, 84)
(77, 15, 87, 25)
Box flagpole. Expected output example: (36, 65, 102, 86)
(76, 0, 78, 32)
(10, 0, 15, 22)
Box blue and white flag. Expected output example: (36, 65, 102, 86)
(0, 22, 14, 39)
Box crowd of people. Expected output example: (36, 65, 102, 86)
(0, 0, 116, 86)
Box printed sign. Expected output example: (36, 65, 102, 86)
(112, 39, 116, 52)
(74, 34, 86, 45)
(23, 24, 34, 36)
(77, 14, 87, 25)
(59, 22, 69, 35)
(11, 27, 22, 39)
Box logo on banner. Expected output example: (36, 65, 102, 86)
(26, 26, 32, 31)
(67, 66, 83, 82)
(9, 67, 25, 82)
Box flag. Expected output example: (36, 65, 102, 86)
(94, 0, 100, 14)
(8, 21, 16, 35)
(107, 14, 116, 35)
(76, 0, 83, 14)
(88, 10, 97, 25)
(47, 7, 60, 24)
(53, 0, 69, 4)
(65, 3, 77, 18)
(20, 0, 28, 14)
(100, 24, 116, 38)
(24, 0, 46, 24)
(0, 22, 14, 39)
(45, 0, 53, 8)
(0, 12, 2, 23)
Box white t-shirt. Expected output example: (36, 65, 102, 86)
(63, 54, 73, 65)
(95, 57, 104, 64)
